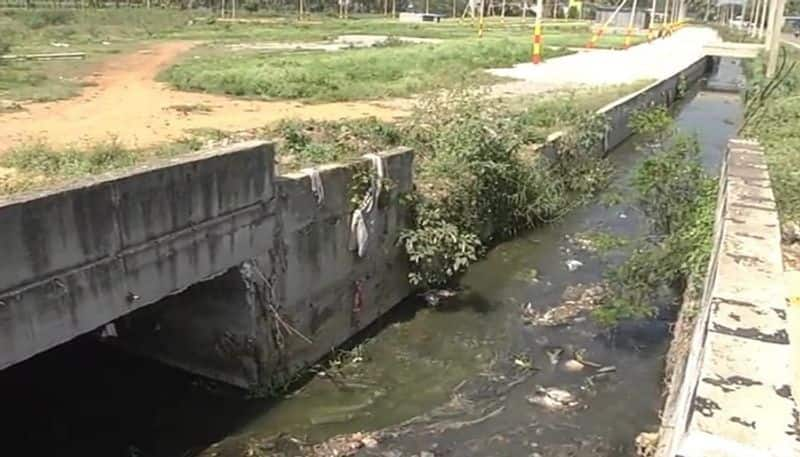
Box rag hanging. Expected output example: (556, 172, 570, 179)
(348, 154, 385, 258)
(308, 168, 325, 204)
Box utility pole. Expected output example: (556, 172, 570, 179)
(426, 0, 430, 14)
(767, 0, 787, 76)
(755, 0, 767, 37)
(765, 0, 778, 49)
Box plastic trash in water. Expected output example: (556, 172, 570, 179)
(565, 259, 583, 271)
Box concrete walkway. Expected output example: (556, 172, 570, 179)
(489, 27, 719, 95)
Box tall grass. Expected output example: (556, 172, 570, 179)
(162, 37, 571, 101)
(0, 138, 201, 196)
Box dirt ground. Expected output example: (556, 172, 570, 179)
(0, 41, 411, 153)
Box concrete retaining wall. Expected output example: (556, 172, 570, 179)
(541, 55, 712, 159)
(0, 141, 276, 371)
(655, 139, 800, 457)
(598, 55, 712, 152)
(68, 148, 413, 389)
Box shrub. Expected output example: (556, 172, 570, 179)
(594, 133, 716, 326)
(399, 90, 611, 288)
(243, 0, 260, 12)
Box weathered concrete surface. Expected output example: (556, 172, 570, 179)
(657, 139, 800, 457)
(598, 55, 712, 152)
(541, 55, 712, 159)
(112, 148, 414, 389)
(0, 141, 276, 371)
(702, 42, 764, 59)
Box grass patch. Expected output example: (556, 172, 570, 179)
(0, 137, 203, 197)
(742, 48, 800, 223)
(162, 37, 572, 102)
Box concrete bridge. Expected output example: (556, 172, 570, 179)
(702, 42, 764, 59)
(0, 142, 414, 388)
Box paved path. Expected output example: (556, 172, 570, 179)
(489, 27, 719, 95)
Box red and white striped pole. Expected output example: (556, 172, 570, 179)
(624, 0, 639, 48)
(587, 0, 628, 48)
(532, 0, 544, 63)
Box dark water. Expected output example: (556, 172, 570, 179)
(0, 61, 743, 457)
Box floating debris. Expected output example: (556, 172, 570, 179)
(420, 289, 458, 307)
(782, 221, 800, 245)
(574, 349, 603, 369)
(596, 365, 617, 374)
(563, 359, 585, 372)
(635, 431, 658, 457)
(565, 259, 583, 271)
(527, 386, 579, 411)
(545, 347, 563, 365)
(512, 354, 535, 371)
(521, 284, 606, 327)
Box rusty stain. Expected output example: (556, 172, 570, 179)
(775, 385, 793, 399)
(694, 396, 722, 418)
(734, 231, 765, 240)
(702, 375, 763, 393)
(730, 416, 756, 429)
(725, 252, 763, 267)
(710, 322, 790, 344)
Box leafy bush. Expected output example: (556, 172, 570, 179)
(629, 106, 673, 136)
(398, 90, 611, 288)
(594, 134, 717, 326)
(567, 5, 580, 19)
(243, 0, 260, 12)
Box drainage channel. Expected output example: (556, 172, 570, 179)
(0, 59, 743, 457)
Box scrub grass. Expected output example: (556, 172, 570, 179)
(162, 37, 572, 102)
(743, 49, 800, 223)
(0, 137, 203, 197)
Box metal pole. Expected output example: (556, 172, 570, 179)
(767, 0, 786, 76)
(756, 0, 768, 37)
(533, 0, 543, 61)
(426, 0, 430, 14)
(625, 0, 639, 48)
(766, 0, 781, 49)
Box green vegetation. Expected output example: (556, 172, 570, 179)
(399, 91, 611, 288)
(708, 24, 761, 44)
(0, 8, 640, 102)
(0, 83, 642, 197)
(574, 231, 629, 254)
(743, 49, 800, 223)
(0, 137, 203, 196)
(162, 37, 570, 101)
(629, 105, 674, 136)
(594, 132, 717, 326)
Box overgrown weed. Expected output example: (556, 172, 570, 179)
(594, 133, 716, 326)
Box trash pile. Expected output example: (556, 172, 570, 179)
(521, 283, 607, 327)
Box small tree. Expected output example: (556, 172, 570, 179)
(567, 5, 579, 18)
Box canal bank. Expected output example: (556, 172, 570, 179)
(0, 57, 745, 457)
